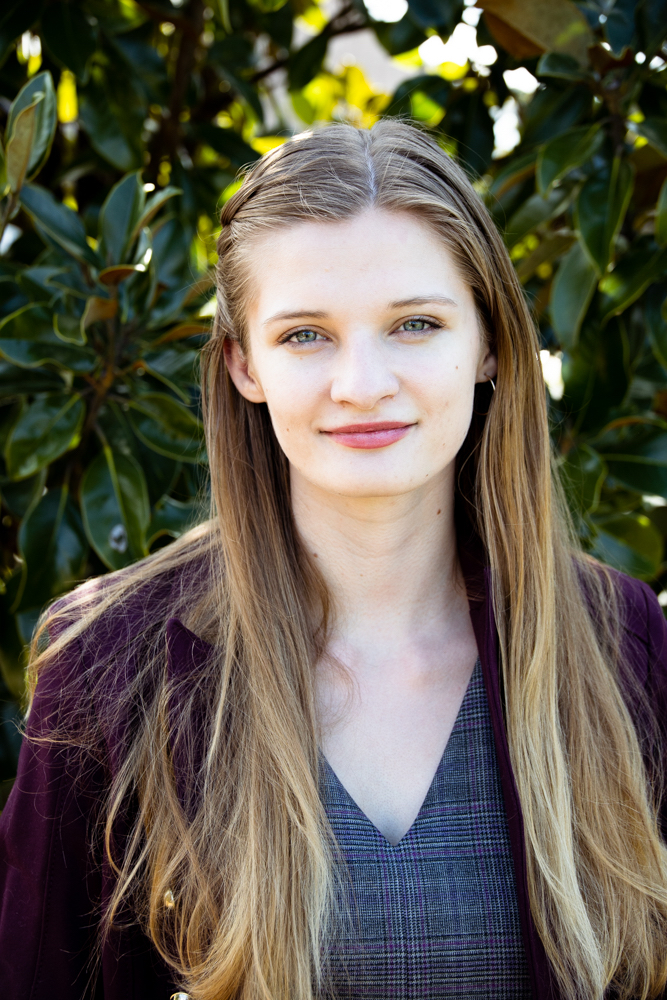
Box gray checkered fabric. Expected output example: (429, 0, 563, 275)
(319, 659, 531, 999)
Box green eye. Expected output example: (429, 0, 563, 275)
(402, 319, 430, 332)
(291, 329, 319, 343)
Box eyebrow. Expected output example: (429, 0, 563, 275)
(264, 309, 329, 326)
(389, 295, 459, 310)
(264, 296, 459, 326)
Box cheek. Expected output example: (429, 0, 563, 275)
(411, 345, 478, 416)
(258, 363, 324, 451)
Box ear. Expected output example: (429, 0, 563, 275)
(223, 338, 266, 404)
(475, 345, 498, 385)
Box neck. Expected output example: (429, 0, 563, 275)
(291, 466, 465, 645)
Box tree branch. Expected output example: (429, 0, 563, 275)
(250, 5, 368, 85)
(147, 0, 205, 175)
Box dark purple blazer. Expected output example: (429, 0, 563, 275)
(1, 551, 667, 1000)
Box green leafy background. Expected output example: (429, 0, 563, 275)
(2, 0, 667, 803)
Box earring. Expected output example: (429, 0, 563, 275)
(489, 378, 496, 392)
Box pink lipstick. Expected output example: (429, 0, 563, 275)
(322, 421, 414, 449)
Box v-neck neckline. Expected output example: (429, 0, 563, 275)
(320, 658, 481, 849)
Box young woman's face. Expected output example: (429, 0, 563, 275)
(225, 208, 496, 500)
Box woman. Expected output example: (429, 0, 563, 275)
(1, 120, 666, 1000)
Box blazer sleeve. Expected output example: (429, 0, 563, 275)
(0, 642, 106, 1000)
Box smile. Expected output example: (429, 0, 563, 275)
(321, 422, 415, 449)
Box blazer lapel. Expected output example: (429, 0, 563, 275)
(459, 537, 558, 1000)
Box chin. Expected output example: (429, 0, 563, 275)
(311, 471, 428, 499)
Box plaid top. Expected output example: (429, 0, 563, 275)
(319, 659, 531, 999)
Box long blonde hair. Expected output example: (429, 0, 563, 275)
(30, 121, 667, 1000)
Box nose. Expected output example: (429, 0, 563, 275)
(329, 333, 400, 410)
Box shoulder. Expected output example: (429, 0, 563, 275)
(29, 528, 215, 759)
(608, 567, 665, 649)
(600, 565, 667, 695)
(46, 523, 214, 657)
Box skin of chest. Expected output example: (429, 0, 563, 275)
(316, 623, 479, 844)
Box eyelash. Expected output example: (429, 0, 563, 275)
(397, 316, 443, 334)
(279, 316, 444, 345)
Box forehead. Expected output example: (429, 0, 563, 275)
(245, 208, 475, 324)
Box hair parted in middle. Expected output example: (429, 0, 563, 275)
(30, 120, 667, 1000)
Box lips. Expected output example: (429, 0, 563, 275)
(321, 421, 414, 449)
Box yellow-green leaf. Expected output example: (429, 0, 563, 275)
(5, 94, 42, 194)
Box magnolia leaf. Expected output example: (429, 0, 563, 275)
(1, 469, 47, 519)
(590, 514, 663, 579)
(18, 264, 62, 301)
(45, 266, 90, 299)
(505, 186, 572, 247)
(550, 240, 598, 348)
(656, 176, 667, 247)
(151, 322, 211, 345)
(0, 569, 29, 697)
(596, 419, 667, 496)
(4, 393, 84, 480)
(0, 360, 63, 395)
(536, 123, 603, 194)
(603, 0, 636, 55)
(53, 311, 86, 345)
(81, 295, 117, 332)
(515, 231, 575, 283)
(96, 401, 180, 506)
(476, 0, 593, 64)
(98, 265, 143, 286)
(0, 303, 96, 371)
(633, 117, 667, 159)
(559, 444, 606, 514)
(288, 32, 328, 90)
(536, 52, 587, 79)
(0, 140, 6, 196)
(80, 447, 149, 570)
(98, 171, 145, 266)
(17, 488, 88, 610)
(78, 85, 141, 172)
(575, 158, 634, 275)
(41, 2, 97, 81)
(127, 392, 204, 462)
(4, 72, 57, 181)
(20, 183, 102, 268)
(130, 186, 182, 243)
(646, 282, 667, 370)
(482, 11, 543, 58)
(599, 245, 666, 323)
(147, 495, 201, 547)
(142, 348, 198, 401)
(606, 461, 667, 495)
(489, 151, 537, 200)
(198, 122, 261, 165)
(5, 94, 41, 194)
